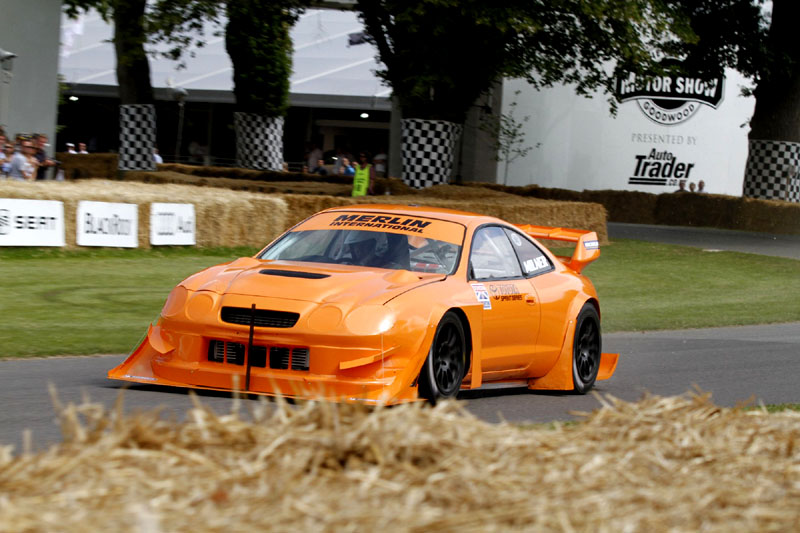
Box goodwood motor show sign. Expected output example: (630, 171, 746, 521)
(616, 71, 726, 126)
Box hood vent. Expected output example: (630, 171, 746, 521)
(259, 269, 330, 279)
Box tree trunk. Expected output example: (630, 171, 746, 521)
(113, 0, 156, 171)
(401, 119, 462, 189)
(743, 0, 800, 202)
(234, 113, 285, 171)
(113, 0, 153, 105)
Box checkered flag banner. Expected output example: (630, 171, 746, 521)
(119, 104, 157, 171)
(743, 139, 800, 203)
(401, 118, 462, 189)
(234, 112, 284, 171)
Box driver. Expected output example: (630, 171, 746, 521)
(343, 230, 379, 266)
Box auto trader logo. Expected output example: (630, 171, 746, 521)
(616, 70, 725, 126)
(0, 209, 10, 235)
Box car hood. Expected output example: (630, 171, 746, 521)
(180, 257, 446, 307)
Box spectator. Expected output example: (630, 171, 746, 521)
(339, 157, 355, 177)
(697, 180, 706, 193)
(373, 148, 387, 177)
(332, 146, 352, 175)
(351, 152, 375, 197)
(674, 179, 686, 192)
(8, 138, 38, 181)
(1, 140, 13, 177)
(153, 147, 163, 164)
(78, 142, 88, 154)
(66, 142, 77, 154)
(305, 142, 322, 173)
(33, 133, 56, 180)
(689, 182, 697, 193)
(0, 132, 8, 166)
(314, 159, 329, 176)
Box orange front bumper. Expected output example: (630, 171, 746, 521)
(108, 323, 421, 404)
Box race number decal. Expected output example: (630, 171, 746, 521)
(471, 283, 492, 310)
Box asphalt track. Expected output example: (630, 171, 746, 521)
(1, 224, 798, 453)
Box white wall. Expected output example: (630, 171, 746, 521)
(0, 0, 62, 156)
(499, 70, 755, 196)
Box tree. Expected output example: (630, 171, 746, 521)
(481, 91, 533, 186)
(668, 0, 799, 202)
(355, 0, 696, 187)
(224, 0, 305, 170)
(64, 0, 222, 170)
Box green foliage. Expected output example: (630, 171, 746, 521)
(226, 1, 305, 117)
(356, 1, 769, 123)
(356, 0, 687, 122)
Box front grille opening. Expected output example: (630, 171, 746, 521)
(268, 346, 310, 371)
(221, 307, 300, 328)
(291, 348, 310, 371)
(208, 340, 308, 371)
(250, 345, 267, 368)
(269, 347, 291, 370)
(207, 340, 245, 365)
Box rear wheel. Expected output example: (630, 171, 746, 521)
(418, 312, 466, 404)
(572, 304, 601, 394)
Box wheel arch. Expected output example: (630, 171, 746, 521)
(447, 307, 473, 377)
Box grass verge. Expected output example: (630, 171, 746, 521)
(0, 239, 798, 357)
(585, 240, 800, 331)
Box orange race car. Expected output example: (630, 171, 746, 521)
(110, 205, 618, 404)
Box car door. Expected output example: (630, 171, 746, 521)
(501, 228, 564, 377)
(468, 226, 540, 374)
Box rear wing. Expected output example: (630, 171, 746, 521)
(515, 224, 600, 274)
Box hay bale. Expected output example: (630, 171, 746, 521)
(584, 189, 659, 224)
(0, 180, 287, 248)
(55, 153, 118, 180)
(353, 195, 609, 242)
(654, 192, 745, 229)
(737, 196, 800, 234)
(156, 163, 353, 186)
(0, 391, 798, 532)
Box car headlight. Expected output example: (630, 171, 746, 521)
(344, 305, 395, 336)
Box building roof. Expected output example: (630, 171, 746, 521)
(59, 8, 391, 110)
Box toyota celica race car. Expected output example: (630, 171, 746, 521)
(109, 204, 618, 404)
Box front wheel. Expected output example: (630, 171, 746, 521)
(572, 304, 601, 394)
(418, 312, 466, 404)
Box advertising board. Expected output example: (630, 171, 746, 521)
(76, 201, 138, 248)
(150, 203, 196, 245)
(0, 199, 65, 247)
(499, 67, 755, 196)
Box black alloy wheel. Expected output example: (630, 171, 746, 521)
(418, 312, 466, 403)
(572, 304, 601, 394)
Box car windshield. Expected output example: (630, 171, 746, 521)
(259, 229, 462, 274)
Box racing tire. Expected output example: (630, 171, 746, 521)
(418, 312, 467, 404)
(572, 304, 601, 394)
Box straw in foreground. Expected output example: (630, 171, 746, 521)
(0, 391, 798, 532)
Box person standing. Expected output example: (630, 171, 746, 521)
(33, 134, 55, 180)
(339, 157, 355, 177)
(351, 152, 375, 197)
(1, 140, 14, 177)
(305, 143, 322, 173)
(8, 139, 38, 181)
(372, 149, 387, 177)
